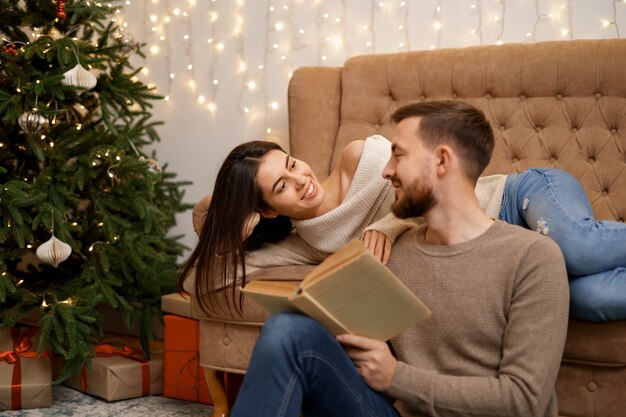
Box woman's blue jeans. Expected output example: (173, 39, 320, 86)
(499, 168, 626, 321)
(230, 313, 400, 417)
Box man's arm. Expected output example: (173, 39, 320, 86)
(388, 237, 569, 417)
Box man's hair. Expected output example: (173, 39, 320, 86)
(391, 101, 495, 181)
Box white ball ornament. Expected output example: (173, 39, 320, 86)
(62, 63, 97, 95)
(36, 234, 72, 267)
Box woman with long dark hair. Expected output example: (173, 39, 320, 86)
(179, 136, 413, 314)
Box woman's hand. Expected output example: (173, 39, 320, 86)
(242, 212, 261, 240)
(362, 230, 392, 265)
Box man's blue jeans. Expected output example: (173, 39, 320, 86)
(230, 313, 400, 417)
(500, 168, 626, 321)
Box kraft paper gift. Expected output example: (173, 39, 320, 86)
(161, 292, 194, 318)
(63, 344, 163, 401)
(163, 314, 212, 404)
(0, 327, 52, 410)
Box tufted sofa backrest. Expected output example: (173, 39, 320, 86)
(288, 39, 626, 222)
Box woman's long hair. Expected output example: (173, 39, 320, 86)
(178, 141, 293, 315)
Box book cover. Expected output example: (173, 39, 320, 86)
(241, 240, 430, 341)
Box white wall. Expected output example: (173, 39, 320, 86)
(119, 0, 626, 254)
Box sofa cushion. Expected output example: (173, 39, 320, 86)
(563, 319, 626, 365)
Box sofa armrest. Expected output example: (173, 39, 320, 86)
(192, 194, 212, 236)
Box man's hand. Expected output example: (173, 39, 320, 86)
(242, 212, 261, 240)
(336, 334, 397, 392)
(362, 230, 392, 265)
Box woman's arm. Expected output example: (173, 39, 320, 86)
(362, 213, 419, 264)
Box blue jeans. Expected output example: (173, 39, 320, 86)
(230, 313, 400, 417)
(499, 168, 626, 321)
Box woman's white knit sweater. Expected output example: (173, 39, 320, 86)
(293, 135, 415, 253)
(293, 135, 508, 253)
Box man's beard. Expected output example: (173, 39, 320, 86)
(391, 179, 437, 219)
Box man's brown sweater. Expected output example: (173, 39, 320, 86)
(386, 220, 569, 417)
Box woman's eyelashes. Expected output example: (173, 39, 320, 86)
(277, 159, 296, 193)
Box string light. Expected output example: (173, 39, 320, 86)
(119, 0, 625, 146)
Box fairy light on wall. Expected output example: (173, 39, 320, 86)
(432, 1, 443, 49)
(367, 0, 378, 52)
(495, 0, 506, 45)
(398, 0, 410, 50)
(469, 1, 484, 45)
(235, 0, 253, 116)
(120, 0, 625, 147)
(601, 0, 624, 37)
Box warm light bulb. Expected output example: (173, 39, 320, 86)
(150, 45, 159, 54)
(247, 81, 257, 90)
(198, 95, 206, 104)
(270, 101, 279, 110)
(275, 22, 284, 31)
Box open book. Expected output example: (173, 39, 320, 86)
(241, 240, 430, 341)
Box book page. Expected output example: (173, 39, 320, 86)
(302, 242, 430, 341)
(241, 281, 300, 315)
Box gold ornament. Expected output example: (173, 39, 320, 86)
(36, 234, 72, 267)
(62, 64, 97, 95)
(18, 108, 49, 136)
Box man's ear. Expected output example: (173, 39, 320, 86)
(435, 145, 453, 175)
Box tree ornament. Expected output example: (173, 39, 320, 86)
(55, 0, 66, 21)
(36, 234, 72, 267)
(113, 28, 138, 56)
(62, 64, 97, 95)
(139, 156, 162, 173)
(18, 108, 49, 136)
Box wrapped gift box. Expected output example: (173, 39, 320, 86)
(63, 344, 163, 401)
(163, 313, 213, 404)
(161, 292, 194, 318)
(0, 326, 52, 411)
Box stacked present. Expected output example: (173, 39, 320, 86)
(61, 338, 163, 401)
(161, 292, 213, 404)
(0, 326, 51, 411)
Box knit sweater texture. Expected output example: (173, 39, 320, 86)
(386, 221, 569, 417)
(293, 135, 414, 253)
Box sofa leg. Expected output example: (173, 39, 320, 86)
(205, 368, 230, 417)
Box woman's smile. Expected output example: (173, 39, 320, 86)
(302, 180, 317, 200)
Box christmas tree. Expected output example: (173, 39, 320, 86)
(0, 0, 189, 381)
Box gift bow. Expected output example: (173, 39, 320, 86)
(0, 327, 51, 410)
(80, 343, 151, 397)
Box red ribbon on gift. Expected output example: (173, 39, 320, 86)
(80, 344, 150, 397)
(0, 327, 51, 410)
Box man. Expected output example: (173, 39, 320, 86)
(231, 101, 570, 417)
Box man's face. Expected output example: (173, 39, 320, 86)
(383, 117, 438, 219)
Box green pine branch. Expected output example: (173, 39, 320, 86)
(1, 0, 189, 382)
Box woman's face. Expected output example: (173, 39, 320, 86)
(255, 149, 325, 220)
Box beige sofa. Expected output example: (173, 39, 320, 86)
(189, 38, 626, 417)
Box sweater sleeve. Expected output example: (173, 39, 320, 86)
(362, 213, 419, 243)
(386, 237, 569, 417)
(182, 233, 326, 294)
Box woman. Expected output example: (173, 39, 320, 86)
(179, 135, 415, 314)
(180, 136, 626, 321)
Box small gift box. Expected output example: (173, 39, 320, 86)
(63, 343, 163, 401)
(163, 314, 212, 404)
(0, 326, 52, 410)
(161, 292, 194, 318)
